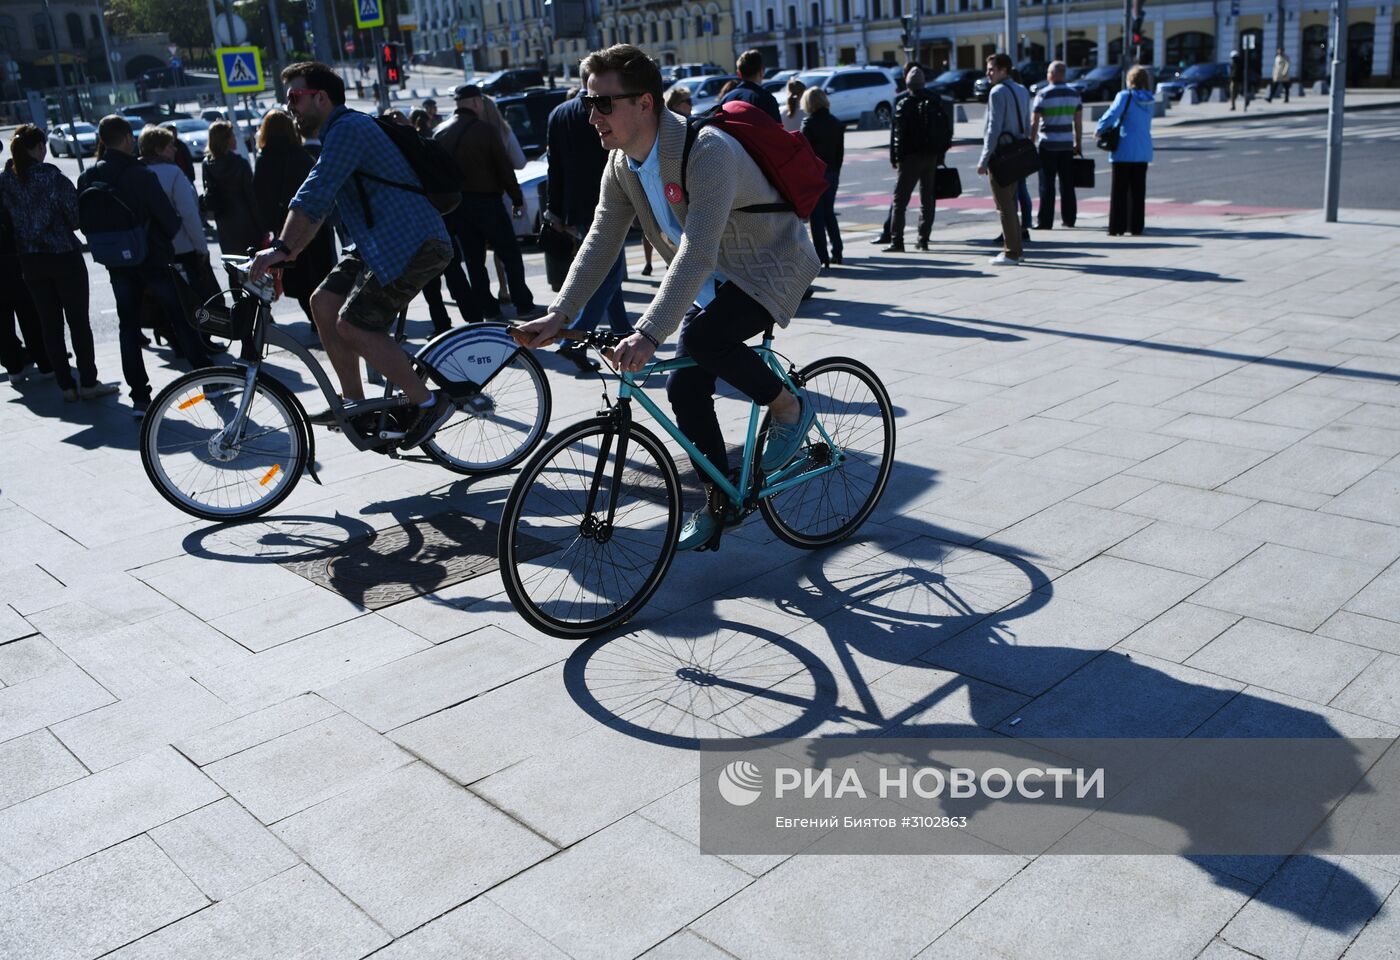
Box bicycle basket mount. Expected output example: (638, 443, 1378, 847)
(195, 290, 257, 341)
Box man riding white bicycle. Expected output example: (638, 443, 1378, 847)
(515, 44, 822, 549)
(249, 61, 454, 449)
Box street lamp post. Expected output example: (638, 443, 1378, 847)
(1004, 0, 1018, 57)
(40, 0, 85, 172)
(1322, 0, 1347, 220)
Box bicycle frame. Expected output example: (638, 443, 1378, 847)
(614, 336, 847, 511)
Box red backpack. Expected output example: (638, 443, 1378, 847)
(680, 100, 829, 219)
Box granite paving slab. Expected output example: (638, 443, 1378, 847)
(1190, 543, 1382, 631)
(148, 798, 302, 902)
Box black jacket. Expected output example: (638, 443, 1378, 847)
(202, 152, 262, 257)
(546, 95, 608, 228)
(253, 140, 315, 235)
(801, 108, 845, 176)
(890, 90, 950, 166)
(433, 107, 523, 204)
(721, 79, 782, 124)
(77, 149, 180, 266)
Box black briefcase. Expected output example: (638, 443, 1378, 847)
(934, 165, 962, 199)
(539, 222, 577, 293)
(1072, 156, 1096, 189)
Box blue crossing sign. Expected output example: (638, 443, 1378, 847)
(354, 0, 385, 29)
(215, 46, 264, 95)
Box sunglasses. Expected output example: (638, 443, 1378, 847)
(284, 87, 319, 108)
(580, 92, 645, 115)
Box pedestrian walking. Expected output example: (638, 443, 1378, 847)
(0, 137, 51, 384)
(1267, 48, 1292, 103)
(1229, 50, 1250, 112)
(422, 98, 441, 126)
(664, 86, 693, 116)
(545, 83, 631, 373)
(478, 95, 529, 307)
(1097, 66, 1156, 237)
(78, 116, 212, 415)
(433, 84, 538, 321)
(252, 110, 335, 325)
(1030, 61, 1083, 229)
(407, 107, 479, 333)
(0, 126, 118, 402)
(160, 123, 198, 184)
(977, 53, 1032, 265)
(884, 64, 952, 252)
(721, 50, 783, 123)
(783, 79, 806, 132)
(202, 121, 263, 261)
(800, 87, 844, 268)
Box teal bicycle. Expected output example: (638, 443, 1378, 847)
(497, 327, 896, 638)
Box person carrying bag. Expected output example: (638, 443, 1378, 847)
(977, 53, 1034, 265)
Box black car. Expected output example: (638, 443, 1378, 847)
(139, 66, 188, 89)
(480, 68, 547, 96)
(1069, 64, 1125, 102)
(975, 60, 1050, 101)
(495, 87, 569, 157)
(1029, 65, 1091, 96)
(926, 68, 981, 101)
(1156, 62, 1237, 101)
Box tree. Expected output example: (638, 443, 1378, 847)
(107, 0, 213, 50)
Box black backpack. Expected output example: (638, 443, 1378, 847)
(328, 111, 463, 227)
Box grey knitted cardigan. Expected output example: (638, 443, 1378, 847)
(549, 107, 821, 345)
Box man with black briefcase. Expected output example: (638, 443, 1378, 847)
(1030, 61, 1083, 230)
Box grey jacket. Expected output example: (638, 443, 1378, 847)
(979, 79, 1032, 168)
(550, 107, 821, 345)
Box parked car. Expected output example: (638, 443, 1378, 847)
(511, 156, 548, 240)
(762, 79, 787, 94)
(1029, 65, 1090, 95)
(480, 68, 546, 96)
(47, 122, 98, 157)
(201, 107, 258, 124)
(977, 61, 1049, 100)
(1069, 64, 1126, 102)
(496, 87, 568, 157)
(862, 63, 907, 93)
(673, 62, 723, 79)
(795, 67, 898, 125)
(169, 118, 211, 158)
(1155, 62, 1231, 101)
(926, 67, 981, 101)
(668, 74, 739, 115)
(768, 68, 801, 85)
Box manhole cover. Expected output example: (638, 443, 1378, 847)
(283, 511, 552, 609)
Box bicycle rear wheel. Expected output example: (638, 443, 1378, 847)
(759, 356, 895, 549)
(140, 367, 307, 521)
(498, 418, 682, 638)
(420, 339, 551, 474)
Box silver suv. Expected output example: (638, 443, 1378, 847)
(794, 67, 898, 125)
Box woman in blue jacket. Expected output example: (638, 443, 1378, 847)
(1096, 65, 1155, 236)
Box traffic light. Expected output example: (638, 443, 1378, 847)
(1130, 15, 1144, 47)
(382, 42, 400, 84)
(901, 15, 914, 51)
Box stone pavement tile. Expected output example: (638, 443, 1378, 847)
(1342, 402, 1400, 429)
(0, 633, 72, 683)
(1318, 611, 1400, 657)
(1344, 563, 1400, 622)
(919, 598, 1142, 698)
(132, 553, 313, 622)
(0, 564, 66, 615)
(20, 571, 180, 626)
(1194, 683, 1399, 739)
(0, 836, 208, 960)
(1117, 482, 1257, 530)
(896, 439, 1024, 482)
(0, 605, 34, 643)
(1157, 413, 1310, 452)
(1108, 521, 1262, 578)
(982, 501, 1150, 570)
(175, 693, 339, 767)
(1067, 426, 1181, 462)
(1239, 391, 1360, 430)
(638, 930, 735, 959)
(1337, 885, 1400, 958)
(963, 417, 1100, 459)
(1220, 502, 1400, 568)
(994, 651, 1243, 738)
(1220, 855, 1399, 960)
(919, 468, 1086, 533)
(869, 662, 1030, 731)
(1075, 402, 1184, 431)
(0, 747, 223, 890)
(1119, 604, 1242, 664)
(1070, 474, 1160, 510)
(0, 729, 87, 811)
(1331, 654, 1400, 726)
(1125, 439, 1272, 490)
(390, 664, 594, 786)
(1019, 447, 1135, 486)
(636, 780, 789, 879)
(489, 814, 750, 960)
(913, 930, 1020, 960)
(204, 712, 413, 824)
(273, 762, 554, 936)
(108, 864, 389, 960)
(1322, 472, 1400, 527)
(320, 625, 560, 733)
(193, 614, 430, 712)
(1309, 422, 1400, 457)
(368, 896, 570, 960)
(1191, 543, 1381, 631)
(208, 587, 367, 653)
(1186, 618, 1379, 704)
(0, 665, 114, 744)
(1041, 556, 1207, 622)
(149, 798, 301, 902)
(945, 852, 1249, 960)
(52, 677, 238, 772)
(691, 852, 1023, 960)
(1221, 445, 1387, 507)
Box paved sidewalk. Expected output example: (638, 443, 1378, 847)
(3, 208, 1400, 958)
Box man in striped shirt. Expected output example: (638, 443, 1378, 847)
(1030, 61, 1083, 229)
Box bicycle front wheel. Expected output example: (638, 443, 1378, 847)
(498, 418, 682, 638)
(421, 344, 551, 474)
(140, 367, 307, 521)
(759, 356, 896, 548)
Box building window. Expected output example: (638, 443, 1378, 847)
(811, 2, 820, 25)
(665, 19, 673, 41)
(697, 14, 705, 35)
(650, 21, 658, 43)
(746, 10, 754, 32)
(871, 0, 881, 18)
(766, 8, 775, 30)
(0, 15, 17, 52)
(841, 0, 849, 23)
(893, 0, 902, 15)
(680, 18, 687, 38)
(497, 3, 504, 25)
(66, 12, 84, 46)
(32, 13, 53, 50)
(788, 5, 796, 29)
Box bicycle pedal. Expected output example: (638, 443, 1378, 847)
(377, 430, 408, 440)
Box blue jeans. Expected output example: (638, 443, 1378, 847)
(1017, 178, 1032, 230)
(570, 250, 629, 335)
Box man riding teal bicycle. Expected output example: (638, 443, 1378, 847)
(515, 44, 822, 550)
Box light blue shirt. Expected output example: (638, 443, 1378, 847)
(626, 135, 723, 307)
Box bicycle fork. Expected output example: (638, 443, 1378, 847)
(580, 405, 633, 544)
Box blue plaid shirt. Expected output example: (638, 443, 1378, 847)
(289, 105, 448, 283)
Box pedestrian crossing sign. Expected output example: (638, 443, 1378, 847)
(354, 0, 385, 29)
(216, 46, 264, 95)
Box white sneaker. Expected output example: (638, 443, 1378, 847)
(989, 253, 1022, 266)
(78, 382, 119, 400)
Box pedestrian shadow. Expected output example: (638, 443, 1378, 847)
(832, 257, 986, 281)
(803, 299, 1023, 343)
(1026, 261, 1243, 283)
(1, 384, 141, 451)
(1136, 226, 1327, 242)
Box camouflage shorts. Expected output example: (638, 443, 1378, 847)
(337, 239, 452, 332)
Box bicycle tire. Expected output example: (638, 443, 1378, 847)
(498, 417, 682, 638)
(140, 366, 307, 522)
(759, 356, 896, 549)
(420, 346, 552, 474)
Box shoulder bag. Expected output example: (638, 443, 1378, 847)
(1095, 94, 1130, 153)
(987, 86, 1039, 185)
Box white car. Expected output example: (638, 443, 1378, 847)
(47, 122, 98, 157)
(667, 74, 740, 115)
(511, 157, 548, 239)
(795, 67, 897, 125)
(169, 118, 211, 158)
